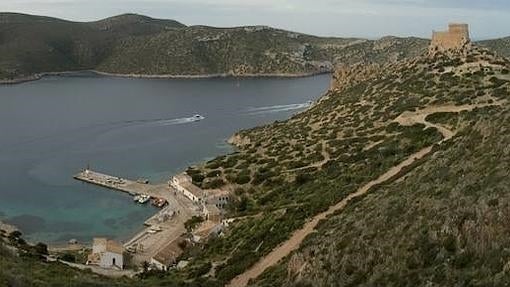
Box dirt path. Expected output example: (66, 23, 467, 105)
(228, 146, 433, 287)
(394, 102, 502, 140)
(228, 102, 501, 287)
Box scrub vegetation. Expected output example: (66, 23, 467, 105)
(1, 31, 510, 286)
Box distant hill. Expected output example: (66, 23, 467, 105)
(90, 13, 186, 36)
(97, 30, 429, 76)
(0, 13, 185, 81)
(0, 13, 431, 82)
(479, 37, 510, 58)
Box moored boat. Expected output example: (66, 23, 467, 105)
(138, 194, 150, 204)
(151, 197, 168, 208)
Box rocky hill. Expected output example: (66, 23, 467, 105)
(239, 46, 510, 286)
(160, 43, 509, 286)
(3, 13, 510, 83)
(0, 13, 187, 81)
(95, 30, 429, 76)
(255, 102, 510, 287)
(2, 15, 510, 286)
(480, 36, 510, 59)
(0, 13, 431, 81)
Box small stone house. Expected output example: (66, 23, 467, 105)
(86, 238, 124, 270)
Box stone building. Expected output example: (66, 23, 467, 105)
(430, 23, 470, 52)
(205, 188, 231, 209)
(150, 237, 185, 271)
(170, 173, 205, 203)
(86, 238, 124, 270)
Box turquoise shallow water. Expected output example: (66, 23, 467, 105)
(0, 73, 330, 244)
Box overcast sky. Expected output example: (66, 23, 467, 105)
(3, 0, 510, 39)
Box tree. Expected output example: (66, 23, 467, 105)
(34, 242, 48, 255)
(185, 216, 204, 232)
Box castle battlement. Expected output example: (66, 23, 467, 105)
(430, 23, 470, 52)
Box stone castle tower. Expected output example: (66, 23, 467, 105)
(430, 23, 470, 52)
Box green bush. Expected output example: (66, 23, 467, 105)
(204, 178, 225, 189)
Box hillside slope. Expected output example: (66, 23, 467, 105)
(0, 13, 185, 80)
(245, 47, 510, 285)
(2, 13, 510, 82)
(254, 105, 510, 287)
(163, 44, 509, 286)
(97, 31, 429, 76)
(0, 13, 431, 81)
(0, 43, 509, 287)
(479, 37, 510, 59)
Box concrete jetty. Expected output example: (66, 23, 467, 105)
(74, 169, 167, 198)
(73, 168, 201, 265)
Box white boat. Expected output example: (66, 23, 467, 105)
(138, 195, 150, 204)
(148, 226, 163, 234)
(191, 114, 205, 121)
(133, 194, 141, 202)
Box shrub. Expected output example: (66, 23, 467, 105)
(191, 173, 205, 184)
(204, 178, 225, 189)
(233, 174, 251, 185)
(185, 216, 204, 232)
(206, 170, 222, 178)
(60, 253, 76, 262)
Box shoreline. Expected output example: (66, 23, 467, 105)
(0, 72, 326, 252)
(0, 69, 331, 85)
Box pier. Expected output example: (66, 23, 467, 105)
(75, 169, 158, 196)
(73, 168, 201, 265)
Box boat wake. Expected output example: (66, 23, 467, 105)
(122, 115, 205, 127)
(245, 102, 312, 115)
(0, 115, 205, 152)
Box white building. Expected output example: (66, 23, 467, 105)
(86, 238, 124, 270)
(170, 173, 205, 203)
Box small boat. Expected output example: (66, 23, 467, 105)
(191, 114, 205, 121)
(148, 226, 163, 234)
(137, 178, 149, 184)
(133, 194, 141, 202)
(151, 198, 168, 208)
(138, 195, 151, 204)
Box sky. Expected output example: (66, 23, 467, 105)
(2, 0, 510, 39)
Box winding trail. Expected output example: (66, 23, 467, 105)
(228, 102, 501, 287)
